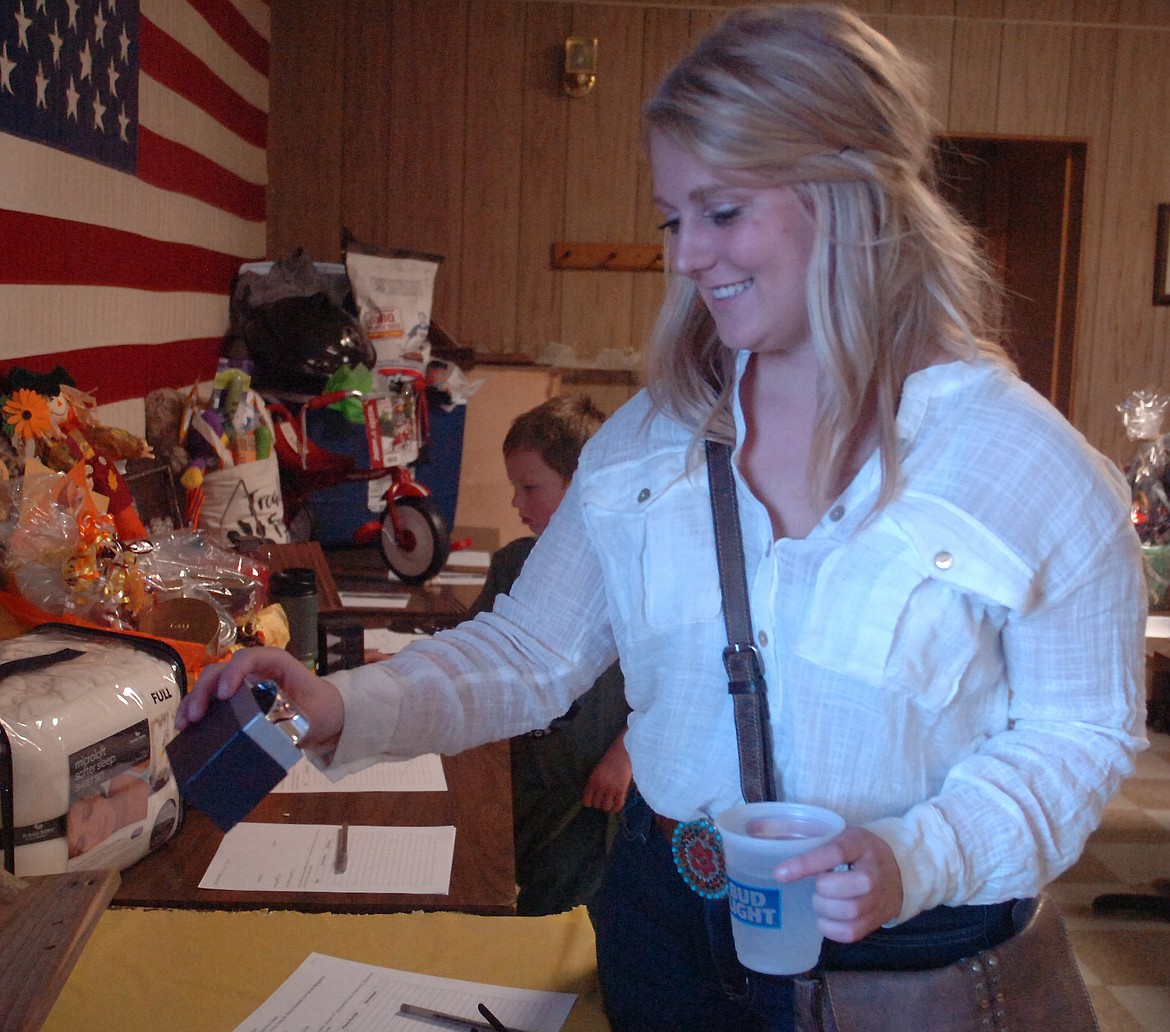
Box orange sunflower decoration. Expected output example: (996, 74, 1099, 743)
(3, 388, 54, 443)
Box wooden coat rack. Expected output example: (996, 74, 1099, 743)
(551, 242, 664, 272)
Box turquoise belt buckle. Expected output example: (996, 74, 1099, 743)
(670, 816, 727, 899)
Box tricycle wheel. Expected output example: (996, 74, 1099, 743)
(380, 496, 450, 584)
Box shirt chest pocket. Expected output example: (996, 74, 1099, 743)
(796, 499, 1035, 711)
(581, 459, 721, 633)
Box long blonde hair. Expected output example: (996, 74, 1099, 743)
(642, 2, 1009, 507)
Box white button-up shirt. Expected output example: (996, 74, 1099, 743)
(326, 357, 1146, 922)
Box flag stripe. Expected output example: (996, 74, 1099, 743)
(0, 285, 231, 359)
(0, 339, 223, 403)
(226, 0, 271, 46)
(143, 0, 268, 112)
(139, 125, 265, 221)
(0, 132, 263, 257)
(0, 210, 245, 293)
(140, 16, 267, 151)
(187, 0, 269, 77)
(140, 72, 265, 185)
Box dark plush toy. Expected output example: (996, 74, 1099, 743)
(144, 388, 191, 477)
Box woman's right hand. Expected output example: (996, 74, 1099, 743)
(175, 646, 345, 750)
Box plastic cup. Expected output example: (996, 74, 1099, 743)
(715, 801, 846, 975)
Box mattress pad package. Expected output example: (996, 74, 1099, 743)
(0, 623, 186, 876)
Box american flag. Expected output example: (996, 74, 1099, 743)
(0, 0, 267, 418)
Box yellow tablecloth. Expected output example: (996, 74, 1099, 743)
(44, 905, 608, 1031)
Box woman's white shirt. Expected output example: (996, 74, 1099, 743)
(324, 355, 1146, 922)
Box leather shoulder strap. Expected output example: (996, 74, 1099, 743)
(705, 439, 779, 803)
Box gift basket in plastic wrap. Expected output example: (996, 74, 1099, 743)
(1118, 389, 1170, 610)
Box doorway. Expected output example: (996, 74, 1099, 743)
(936, 137, 1087, 417)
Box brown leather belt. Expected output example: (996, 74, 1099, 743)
(653, 813, 680, 842)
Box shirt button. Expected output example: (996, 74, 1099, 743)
(637, 487, 651, 503)
(829, 505, 845, 521)
(758, 630, 769, 647)
(934, 551, 954, 570)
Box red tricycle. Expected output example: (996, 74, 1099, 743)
(267, 369, 451, 584)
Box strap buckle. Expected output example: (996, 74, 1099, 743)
(722, 642, 765, 694)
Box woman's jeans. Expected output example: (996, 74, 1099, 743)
(589, 791, 1020, 1032)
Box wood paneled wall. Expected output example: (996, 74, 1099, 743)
(268, 0, 1170, 461)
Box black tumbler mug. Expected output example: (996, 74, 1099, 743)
(269, 566, 319, 670)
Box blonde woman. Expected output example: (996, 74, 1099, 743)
(180, 5, 1144, 1028)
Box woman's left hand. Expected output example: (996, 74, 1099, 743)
(773, 825, 904, 943)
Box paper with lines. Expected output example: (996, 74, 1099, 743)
(339, 591, 410, 609)
(233, 952, 575, 1032)
(200, 823, 455, 894)
(430, 570, 487, 586)
(363, 627, 432, 655)
(386, 568, 485, 587)
(272, 754, 446, 793)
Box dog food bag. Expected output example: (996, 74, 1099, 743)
(0, 624, 186, 876)
(345, 250, 439, 374)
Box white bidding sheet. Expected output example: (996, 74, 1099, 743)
(339, 591, 411, 609)
(199, 823, 455, 894)
(272, 754, 446, 793)
(445, 548, 492, 570)
(404, 569, 486, 587)
(233, 952, 576, 1032)
(363, 627, 433, 655)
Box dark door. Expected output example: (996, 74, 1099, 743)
(937, 137, 1086, 418)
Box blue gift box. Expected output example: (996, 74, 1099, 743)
(166, 681, 305, 832)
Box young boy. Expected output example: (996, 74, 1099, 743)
(467, 395, 630, 916)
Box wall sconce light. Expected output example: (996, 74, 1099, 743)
(564, 36, 598, 98)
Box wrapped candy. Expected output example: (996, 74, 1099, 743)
(1, 469, 145, 627)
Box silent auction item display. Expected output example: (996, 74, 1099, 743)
(0, 366, 301, 689)
(0, 367, 304, 876)
(1117, 388, 1170, 609)
(170, 361, 289, 547)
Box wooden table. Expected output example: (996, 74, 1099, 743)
(2, 542, 516, 916)
(258, 540, 473, 667)
(254, 538, 475, 622)
(114, 740, 516, 914)
(257, 539, 345, 612)
(320, 541, 482, 631)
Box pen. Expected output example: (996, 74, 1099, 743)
(478, 1003, 509, 1031)
(399, 1002, 531, 1032)
(334, 823, 348, 874)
